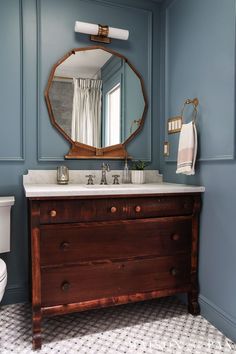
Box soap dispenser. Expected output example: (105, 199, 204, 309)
(122, 158, 131, 184)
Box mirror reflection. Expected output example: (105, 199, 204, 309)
(48, 49, 145, 148)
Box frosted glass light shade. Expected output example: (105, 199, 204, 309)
(75, 21, 129, 41)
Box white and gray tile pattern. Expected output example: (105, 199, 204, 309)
(0, 297, 235, 353)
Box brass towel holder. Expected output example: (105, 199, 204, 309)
(168, 97, 199, 134)
(181, 97, 199, 123)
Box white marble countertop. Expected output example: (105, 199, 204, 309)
(23, 182, 205, 197)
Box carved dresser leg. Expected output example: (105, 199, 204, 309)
(32, 310, 42, 350)
(188, 195, 201, 316)
(188, 290, 200, 316)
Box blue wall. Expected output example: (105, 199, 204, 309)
(0, 0, 161, 305)
(2, 0, 235, 344)
(160, 0, 236, 342)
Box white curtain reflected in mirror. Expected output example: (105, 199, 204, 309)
(71, 78, 102, 147)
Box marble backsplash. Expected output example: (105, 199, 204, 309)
(23, 169, 163, 185)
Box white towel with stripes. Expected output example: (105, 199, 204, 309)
(176, 121, 197, 175)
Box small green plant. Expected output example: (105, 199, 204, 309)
(132, 160, 149, 170)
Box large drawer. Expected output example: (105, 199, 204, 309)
(41, 255, 191, 307)
(40, 217, 192, 266)
(39, 196, 194, 224)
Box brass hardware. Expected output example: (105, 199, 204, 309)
(50, 210, 57, 217)
(135, 206, 141, 213)
(111, 206, 117, 213)
(98, 24, 109, 37)
(90, 35, 111, 44)
(167, 97, 199, 134)
(122, 206, 128, 213)
(60, 242, 70, 250)
(171, 234, 180, 241)
(180, 97, 199, 123)
(61, 281, 70, 292)
(90, 25, 111, 44)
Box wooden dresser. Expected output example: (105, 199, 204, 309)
(28, 193, 201, 349)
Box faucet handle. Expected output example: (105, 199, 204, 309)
(86, 175, 95, 185)
(112, 175, 120, 185)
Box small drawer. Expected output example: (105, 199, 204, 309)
(129, 196, 194, 218)
(39, 198, 128, 224)
(40, 217, 192, 266)
(41, 255, 191, 307)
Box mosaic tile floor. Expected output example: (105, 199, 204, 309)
(0, 297, 235, 353)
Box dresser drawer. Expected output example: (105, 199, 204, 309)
(41, 255, 191, 307)
(39, 196, 194, 224)
(129, 196, 194, 218)
(40, 217, 192, 266)
(39, 198, 128, 224)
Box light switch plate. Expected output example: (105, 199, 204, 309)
(168, 116, 182, 134)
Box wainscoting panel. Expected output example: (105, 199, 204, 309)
(0, 0, 24, 161)
(163, 0, 236, 162)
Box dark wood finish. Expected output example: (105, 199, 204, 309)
(44, 46, 148, 159)
(29, 201, 42, 350)
(41, 255, 191, 307)
(40, 217, 192, 266)
(41, 286, 191, 317)
(39, 195, 194, 224)
(28, 193, 202, 349)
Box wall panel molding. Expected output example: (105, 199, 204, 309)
(0, 0, 25, 161)
(36, 0, 153, 162)
(163, 0, 236, 163)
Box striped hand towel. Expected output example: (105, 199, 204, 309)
(176, 121, 197, 175)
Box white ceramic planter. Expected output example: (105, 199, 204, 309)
(131, 170, 145, 184)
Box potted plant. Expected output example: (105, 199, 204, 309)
(131, 160, 149, 184)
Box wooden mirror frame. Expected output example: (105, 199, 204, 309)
(45, 46, 148, 159)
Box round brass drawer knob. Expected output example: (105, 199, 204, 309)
(111, 206, 117, 213)
(135, 206, 141, 213)
(170, 268, 179, 276)
(171, 233, 180, 241)
(60, 241, 70, 251)
(61, 281, 70, 292)
(50, 210, 57, 217)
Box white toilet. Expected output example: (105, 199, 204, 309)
(0, 196, 15, 302)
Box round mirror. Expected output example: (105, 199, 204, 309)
(45, 46, 147, 159)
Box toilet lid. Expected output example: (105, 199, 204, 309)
(0, 259, 7, 282)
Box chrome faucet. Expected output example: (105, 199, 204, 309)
(100, 163, 110, 185)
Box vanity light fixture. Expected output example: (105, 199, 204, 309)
(74, 21, 129, 44)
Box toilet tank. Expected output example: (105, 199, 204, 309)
(0, 196, 15, 253)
